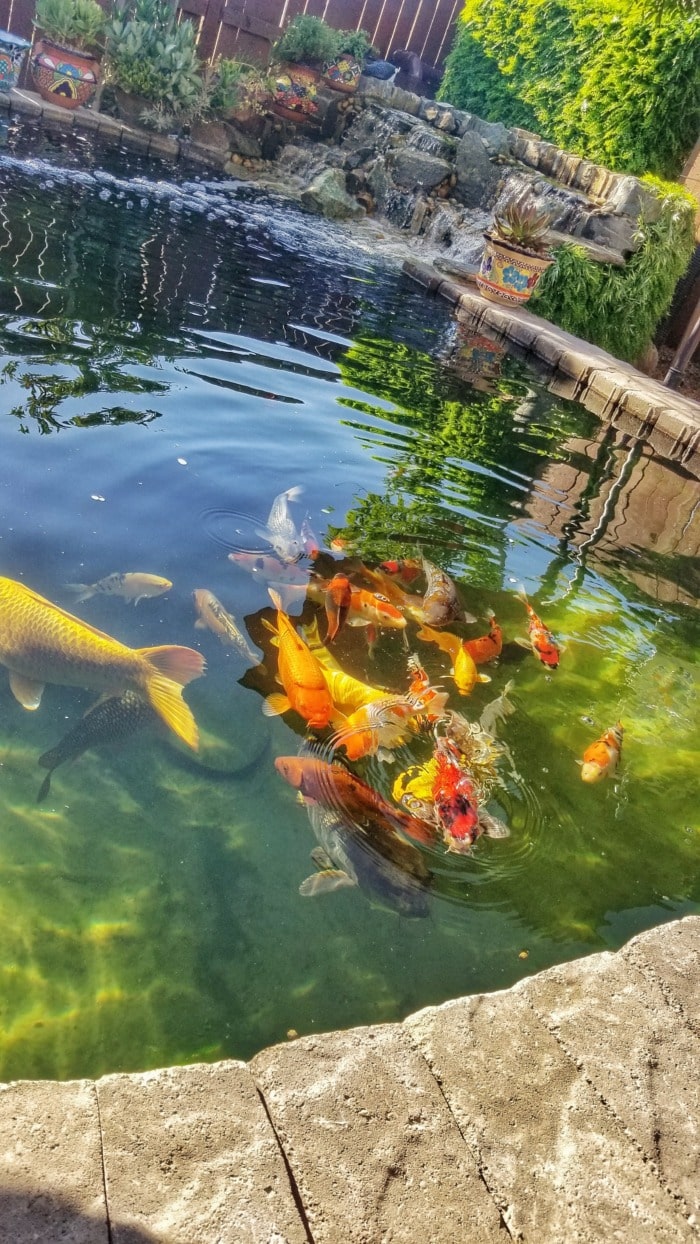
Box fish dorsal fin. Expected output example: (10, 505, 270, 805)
(9, 672, 44, 710)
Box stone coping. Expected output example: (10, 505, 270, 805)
(0, 915, 697, 1242)
(404, 258, 700, 476)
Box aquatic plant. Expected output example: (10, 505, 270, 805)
(533, 177, 697, 360)
(438, 0, 700, 178)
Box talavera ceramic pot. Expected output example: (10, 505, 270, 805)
(271, 62, 320, 124)
(0, 29, 31, 91)
(31, 37, 100, 110)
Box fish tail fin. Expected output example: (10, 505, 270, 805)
(268, 587, 283, 613)
(36, 771, 53, 803)
(416, 623, 438, 644)
(516, 585, 529, 605)
(301, 616, 322, 649)
(65, 583, 93, 602)
(138, 645, 206, 751)
(284, 485, 304, 503)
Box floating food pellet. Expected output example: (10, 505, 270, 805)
(90, 494, 105, 502)
(286, 1028, 298, 1040)
(177, 457, 187, 465)
(518, 950, 529, 959)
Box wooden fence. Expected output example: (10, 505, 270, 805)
(0, 0, 460, 68)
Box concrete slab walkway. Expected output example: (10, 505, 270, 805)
(0, 915, 697, 1242)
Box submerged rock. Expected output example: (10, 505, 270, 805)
(300, 168, 365, 220)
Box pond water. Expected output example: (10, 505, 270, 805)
(0, 119, 697, 1080)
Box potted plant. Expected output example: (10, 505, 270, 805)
(323, 28, 374, 95)
(31, 0, 105, 110)
(0, 28, 32, 92)
(209, 59, 272, 131)
(476, 194, 555, 306)
(271, 14, 339, 124)
(104, 0, 203, 131)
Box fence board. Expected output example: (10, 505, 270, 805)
(383, 0, 417, 57)
(304, 0, 327, 16)
(431, 0, 459, 63)
(407, 0, 440, 61)
(420, 0, 457, 63)
(324, 0, 364, 28)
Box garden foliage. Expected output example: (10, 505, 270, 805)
(532, 178, 697, 359)
(438, 0, 700, 178)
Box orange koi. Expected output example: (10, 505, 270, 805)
(329, 695, 418, 762)
(324, 573, 353, 642)
(274, 755, 437, 846)
(580, 722, 623, 783)
(406, 654, 450, 722)
(347, 587, 407, 631)
(379, 558, 422, 584)
(463, 612, 503, 664)
(415, 622, 491, 696)
(262, 589, 335, 729)
(517, 590, 560, 669)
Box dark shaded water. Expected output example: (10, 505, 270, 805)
(0, 118, 697, 1079)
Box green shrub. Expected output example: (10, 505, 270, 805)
(532, 177, 697, 359)
(105, 0, 202, 114)
(272, 15, 340, 67)
(34, 0, 106, 51)
(438, 0, 700, 178)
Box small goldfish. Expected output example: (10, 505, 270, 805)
(463, 612, 503, 664)
(227, 551, 309, 584)
(420, 558, 475, 627)
(516, 590, 559, 668)
(192, 589, 259, 663)
(37, 690, 158, 803)
(379, 558, 422, 584)
(324, 574, 353, 642)
(66, 572, 172, 605)
(274, 755, 436, 846)
(406, 654, 450, 722)
(262, 588, 334, 729)
(580, 722, 623, 783)
(416, 622, 491, 696)
(301, 517, 321, 559)
(0, 575, 204, 748)
(256, 485, 305, 562)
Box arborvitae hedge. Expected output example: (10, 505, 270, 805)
(532, 178, 697, 360)
(438, 0, 700, 178)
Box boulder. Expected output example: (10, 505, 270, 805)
(300, 168, 365, 220)
(389, 147, 452, 191)
(459, 113, 511, 158)
(453, 130, 503, 208)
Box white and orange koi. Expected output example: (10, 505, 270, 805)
(580, 722, 623, 783)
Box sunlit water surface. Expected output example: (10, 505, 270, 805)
(0, 120, 697, 1079)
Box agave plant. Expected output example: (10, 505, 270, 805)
(491, 194, 554, 255)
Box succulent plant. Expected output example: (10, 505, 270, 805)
(34, 0, 106, 52)
(491, 194, 554, 254)
(105, 0, 202, 115)
(273, 14, 340, 67)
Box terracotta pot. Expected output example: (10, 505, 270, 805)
(476, 233, 553, 306)
(30, 37, 100, 110)
(323, 54, 362, 94)
(0, 29, 31, 92)
(271, 62, 320, 124)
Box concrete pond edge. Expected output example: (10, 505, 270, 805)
(1, 915, 698, 1242)
(403, 258, 700, 478)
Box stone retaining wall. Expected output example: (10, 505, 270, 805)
(1, 916, 697, 1242)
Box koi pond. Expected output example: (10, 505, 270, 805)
(0, 119, 697, 1080)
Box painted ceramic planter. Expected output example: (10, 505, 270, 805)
(476, 234, 553, 306)
(271, 63, 320, 124)
(31, 38, 100, 110)
(323, 54, 362, 94)
(0, 29, 31, 92)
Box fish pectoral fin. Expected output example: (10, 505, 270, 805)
(513, 637, 531, 649)
(299, 870, 356, 897)
(262, 692, 291, 717)
(310, 846, 335, 870)
(36, 772, 52, 804)
(477, 673, 492, 684)
(194, 619, 207, 629)
(479, 810, 511, 838)
(9, 673, 45, 710)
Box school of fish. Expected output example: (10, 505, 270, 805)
(4, 486, 625, 914)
